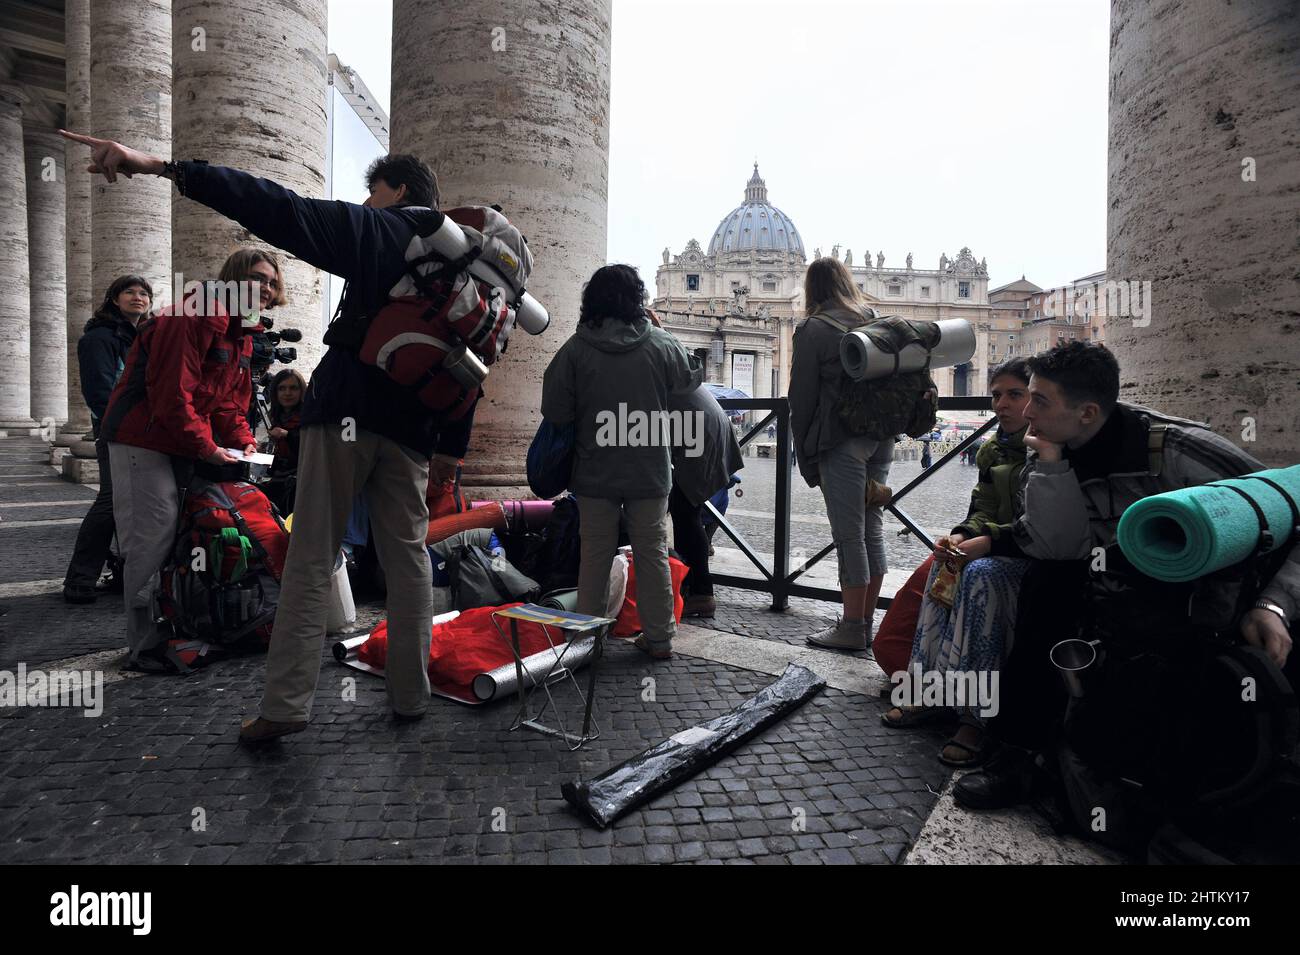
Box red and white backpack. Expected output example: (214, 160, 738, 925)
(360, 206, 535, 420)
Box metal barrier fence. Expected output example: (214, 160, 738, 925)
(707, 396, 995, 611)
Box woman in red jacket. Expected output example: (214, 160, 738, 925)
(102, 247, 286, 673)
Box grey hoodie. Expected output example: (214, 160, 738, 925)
(541, 315, 704, 499)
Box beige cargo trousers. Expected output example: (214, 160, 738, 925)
(260, 422, 433, 722)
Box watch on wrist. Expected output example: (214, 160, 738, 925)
(162, 159, 185, 193)
(1253, 601, 1291, 630)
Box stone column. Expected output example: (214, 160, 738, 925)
(89, 0, 171, 313)
(25, 128, 69, 429)
(0, 84, 35, 432)
(63, 0, 95, 439)
(1108, 0, 1300, 466)
(391, 0, 612, 495)
(172, 0, 328, 374)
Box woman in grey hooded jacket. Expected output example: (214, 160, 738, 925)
(541, 265, 704, 658)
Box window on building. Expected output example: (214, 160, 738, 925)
(687, 274, 700, 291)
(958, 281, 971, 299)
(887, 282, 902, 296)
(763, 281, 776, 292)
(731, 280, 740, 290)
(920, 285, 930, 297)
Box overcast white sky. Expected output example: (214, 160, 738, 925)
(328, 0, 1109, 291)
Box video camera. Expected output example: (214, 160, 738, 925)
(249, 314, 302, 370)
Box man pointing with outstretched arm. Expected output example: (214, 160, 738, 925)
(62, 129, 476, 743)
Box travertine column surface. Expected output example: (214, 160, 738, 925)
(89, 0, 171, 318)
(63, 0, 94, 437)
(391, 0, 612, 492)
(172, 0, 329, 375)
(0, 84, 35, 430)
(25, 127, 69, 426)
(1108, 0, 1300, 465)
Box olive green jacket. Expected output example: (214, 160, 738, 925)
(952, 423, 1028, 541)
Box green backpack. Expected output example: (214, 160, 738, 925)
(814, 311, 941, 440)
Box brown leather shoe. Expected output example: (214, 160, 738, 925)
(238, 716, 308, 745)
(682, 594, 717, 618)
(866, 479, 893, 509)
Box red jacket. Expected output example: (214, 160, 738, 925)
(101, 295, 256, 460)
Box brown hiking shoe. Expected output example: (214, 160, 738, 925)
(239, 716, 308, 745)
(683, 594, 717, 618)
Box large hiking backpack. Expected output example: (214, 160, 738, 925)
(158, 480, 289, 647)
(1045, 547, 1300, 856)
(815, 310, 940, 440)
(359, 205, 534, 420)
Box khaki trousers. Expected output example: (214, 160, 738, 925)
(576, 494, 676, 650)
(107, 443, 180, 661)
(261, 423, 432, 722)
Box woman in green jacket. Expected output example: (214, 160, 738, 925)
(881, 357, 1033, 767)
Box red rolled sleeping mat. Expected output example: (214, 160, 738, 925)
(872, 554, 933, 677)
(426, 502, 506, 546)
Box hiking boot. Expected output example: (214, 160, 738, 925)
(239, 716, 309, 744)
(683, 594, 716, 618)
(807, 617, 869, 651)
(953, 746, 1039, 811)
(124, 643, 194, 676)
(63, 582, 98, 604)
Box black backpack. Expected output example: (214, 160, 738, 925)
(1043, 548, 1299, 857)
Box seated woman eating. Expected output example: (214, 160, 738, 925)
(880, 357, 1033, 767)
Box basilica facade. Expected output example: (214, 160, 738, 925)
(652, 165, 994, 399)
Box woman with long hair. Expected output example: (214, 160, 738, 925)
(541, 264, 703, 659)
(789, 257, 895, 651)
(103, 246, 285, 672)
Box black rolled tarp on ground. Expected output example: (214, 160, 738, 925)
(561, 663, 827, 828)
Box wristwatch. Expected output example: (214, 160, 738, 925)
(1253, 600, 1292, 630)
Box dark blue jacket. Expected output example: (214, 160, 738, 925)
(77, 313, 137, 429)
(177, 160, 475, 458)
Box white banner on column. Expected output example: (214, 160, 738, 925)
(732, 352, 754, 396)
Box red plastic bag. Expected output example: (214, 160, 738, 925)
(872, 555, 933, 677)
(613, 554, 688, 637)
(358, 604, 561, 700)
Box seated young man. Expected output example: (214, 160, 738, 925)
(955, 341, 1299, 810)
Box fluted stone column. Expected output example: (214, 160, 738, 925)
(25, 128, 69, 429)
(1108, 0, 1300, 466)
(391, 0, 612, 493)
(89, 0, 171, 312)
(0, 84, 35, 432)
(172, 0, 328, 374)
(63, 0, 95, 439)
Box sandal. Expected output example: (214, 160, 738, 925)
(938, 724, 989, 768)
(633, 635, 673, 660)
(881, 705, 949, 729)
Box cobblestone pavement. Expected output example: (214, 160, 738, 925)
(0, 436, 961, 864)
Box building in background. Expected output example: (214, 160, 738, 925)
(652, 164, 994, 398)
